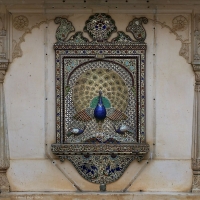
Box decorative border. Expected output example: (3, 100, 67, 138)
(52, 143, 150, 154)
(54, 45, 146, 144)
(54, 43, 146, 50)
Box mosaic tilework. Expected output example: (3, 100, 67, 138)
(54, 17, 75, 42)
(67, 155, 134, 184)
(126, 17, 148, 42)
(52, 14, 149, 186)
(83, 13, 117, 42)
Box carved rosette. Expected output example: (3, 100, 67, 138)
(172, 15, 188, 31)
(13, 15, 29, 31)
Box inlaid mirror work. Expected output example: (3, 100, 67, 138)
(51, 13, 149, 190)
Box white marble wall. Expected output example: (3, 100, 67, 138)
(3, 13, 194, 192)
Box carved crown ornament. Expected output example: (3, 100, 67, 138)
(51, 13, 149, 190)
(192, 159, 200, 171)
(192, 64, 200, 84)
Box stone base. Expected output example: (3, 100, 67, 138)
(1, 192, 200, 200)
(0, 173, 9, 193)
(192, 188, 200, 193)
(192, 174, 200, 193)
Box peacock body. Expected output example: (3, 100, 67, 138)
(94, 91, 107, 121)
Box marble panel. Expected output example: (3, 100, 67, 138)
(128, 160, 192, 192)
(155, 19, 194, 159)
(7, 160, 76, 192)
(4, 26, 46, 159)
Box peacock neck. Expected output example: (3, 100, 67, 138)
(98, 92, 103, 105)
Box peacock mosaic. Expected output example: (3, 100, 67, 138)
(51, 13, 149, 189)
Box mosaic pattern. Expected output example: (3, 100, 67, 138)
(65, 61, 136, 143)
(68, 32, 89, 44)
(83, 13, 117, 42)
(52, 14, 149, 186)
(52, 143, 149, 154)
(111, 31, 134, 44)
(13, 15, 29, 31)
(70, 63, 131, 107)
(72, 68, 129, 112)
(67, 155, 134, 184)
(55, 17, 75, 42)
(126, 17, 148, 42)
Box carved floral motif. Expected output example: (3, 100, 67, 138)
(172, 15, 188, 31)
(148, 17, 190, 63)
(0, 60, 8, 83)
(12, 40, 22, 59)
(12, 19, 53, 60)
(13, 15, 29, 31)
(195, 72, 200, 83)
(179, 43, 189, 62)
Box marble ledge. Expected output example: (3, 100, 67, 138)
(5, 6, 196, 14)
(1, 192, 200, 200)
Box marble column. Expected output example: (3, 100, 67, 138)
(192, 65, 200, 192)
(0, 61, 9, 193)
(192, 13, 200, 192)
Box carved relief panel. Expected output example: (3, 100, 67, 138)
(51, 14, 149, 189)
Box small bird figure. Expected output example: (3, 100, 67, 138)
(67, 126, 86, 137)
(113, 124, 134, 135)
